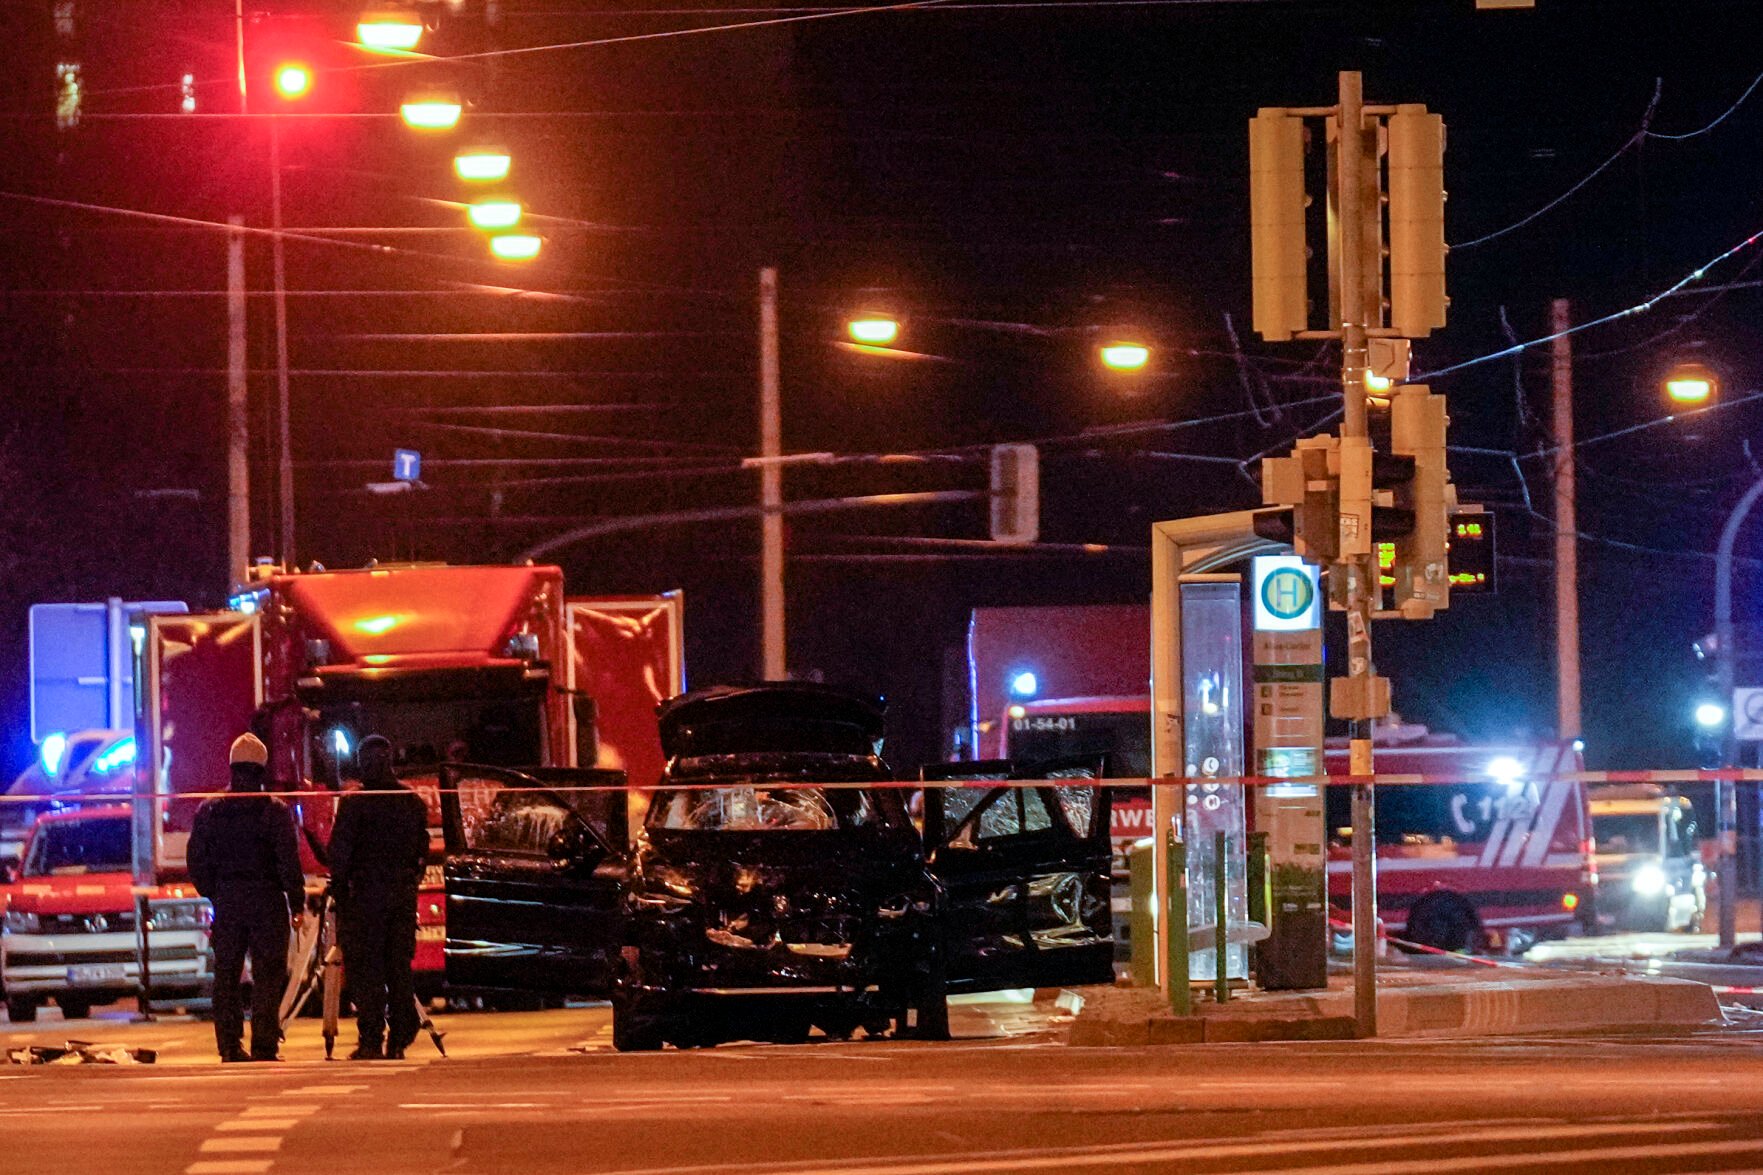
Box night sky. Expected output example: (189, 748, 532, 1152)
(2, 0, 1762, 777)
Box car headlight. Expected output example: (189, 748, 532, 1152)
(2, 910, 40, 933)
(148, 901, 212, 931)
(1631, 864, 1667, 896)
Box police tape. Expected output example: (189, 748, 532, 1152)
(0, 765, 1755, 804)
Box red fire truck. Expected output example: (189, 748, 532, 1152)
(132, 564, 684, 996)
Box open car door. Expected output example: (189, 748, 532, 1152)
(920, 759, 1114, 993)
(439, 764, 628, 999)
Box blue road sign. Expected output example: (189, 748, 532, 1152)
(394, 449, 421, 482)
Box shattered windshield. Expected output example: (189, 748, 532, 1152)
(647, 786, 876, 832)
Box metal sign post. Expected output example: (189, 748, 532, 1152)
(1251, 556, 1328, 990)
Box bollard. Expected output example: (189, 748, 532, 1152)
(1247, 831, 1270, 984)
(1165, 829, 1189, 1016)
(1128, 840, 1155, 988)
(1214, 830, 1228, 1004)
(134, 891, 155, 1022)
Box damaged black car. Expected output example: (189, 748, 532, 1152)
(437, 683, 1115, 1050)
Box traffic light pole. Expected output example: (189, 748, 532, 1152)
(1334, 71, 1380, 1038)
(270, 114, 295, 566)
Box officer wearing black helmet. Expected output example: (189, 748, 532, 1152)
(329, 734, 430, 1060)
(188, 732, 305, 1063)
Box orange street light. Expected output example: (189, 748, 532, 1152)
(454, 147, 512, 182)
(1664, 361, 1719, 406)
(467, 199, 522, 229)
(357, 12, 424, 53)
(846, 315, 900, 346)
(489, 234, 543, 261)
(273, 63, 314, 101)
(1098, 341, 1151, 372)
(401, 95, 462, 131)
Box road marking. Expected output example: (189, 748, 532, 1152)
(185, 1163, 273, 1175)
(216, 1118, 298, 1131)
(1274, 1138, 1763, 1175)
(244, 1104, 318, 1116)
(199, 1137, 284, 1153)
(596, 1118, 1727, 1175)
(285, 1084, 364, 1095)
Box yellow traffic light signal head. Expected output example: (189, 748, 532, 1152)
(273, 63, 313, 100)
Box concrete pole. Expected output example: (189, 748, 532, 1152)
(759, 267, 785, 680)
(1336, 70, 1378, 1038)
(270, 116, 294, 566)
(1714, 475, 1763, 948)
(227, 216, 250, 587)
(1551, 299, 1581, 742)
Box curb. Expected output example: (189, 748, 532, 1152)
(1066, 974, 1723, 1045)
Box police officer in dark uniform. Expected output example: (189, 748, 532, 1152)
(329, 734, 430, 1060)
(188, 733, 305, 1063)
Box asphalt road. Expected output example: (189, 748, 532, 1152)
(8, 997, 1763, 1174)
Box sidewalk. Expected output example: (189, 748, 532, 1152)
(1066, 963, 1724, 1045)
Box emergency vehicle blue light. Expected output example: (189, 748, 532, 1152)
(331, 728, 352, 759)
(40, 732, 67, 778)
(92, 737, 136, 774)
(1009, 671, 1038, 699)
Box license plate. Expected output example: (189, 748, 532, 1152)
(66, 964, 128, 985)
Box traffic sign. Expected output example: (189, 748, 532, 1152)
(1252, 555, 1321, 632)
(393, 449, 421, 482)
(1735, 687, 1763, 741)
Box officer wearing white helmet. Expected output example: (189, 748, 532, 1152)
(188, 732, 306, 1063)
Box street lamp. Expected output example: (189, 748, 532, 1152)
(488, 233, 542, 261)
(401, 94, 462, 131)
(846, 315, 901, 346)
(273, 63, 313, 101)
(1664, 361, 1720, 406)
(1098, 340, 1151, 372)
(467, 199, 522, 229)
(356, 12, 424, 53)
(454, 146, 512, 182)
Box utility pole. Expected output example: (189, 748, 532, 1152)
(1551, 299, 1581, 742)
(270, 116, 294, 567)
(227, 216, 249, 587)
(759, 267, 785, 680)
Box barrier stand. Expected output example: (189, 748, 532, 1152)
(1165, 829, 1189, 1015)
(133, 891, 155, 1022)
(1214, 830, 1229, 1004)
(1128, 840, 1156, 989)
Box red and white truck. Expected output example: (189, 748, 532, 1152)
(130, 563, 684, 997)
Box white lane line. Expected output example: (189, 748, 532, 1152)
(216, 1118, 298, 1132)
(199, 1137, 284, 1154)
(594, 1118, 1727, 1175)
(185, 1163, 273, 1175)
(284, 1085, 364, 1095)
(244, 1104, 319, 1116)
(1274, 1138, 1763, 1175)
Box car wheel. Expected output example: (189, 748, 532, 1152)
(6, 996, 39, 1023)
(1402, 892, 1480, 954)
(610, 990, 663, 1052)
(56, 997, 92, 1020)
